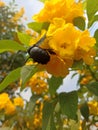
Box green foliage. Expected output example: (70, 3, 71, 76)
(28, 95, 41, 113)
(1, 0, 98, 129)
(58, 91, 78, 119)
(80, 102, 89, 121)
(39, 0, 48, 3)
(0, 40, 26, 53)
(73, 17, 85, 30)
(28, 22, 49, 33)
(88, 15, 98, 28)
(71, 60, 84, 70)
(0, 67, 21, 92)
(17, 32, 32, 46)
(48, 76, 63, 95)
(0, 0, 25, 40)
(87, 0, 98, 27)
(42, 100, 56, 130)
(20, 65, 38, 88)
(0, 0, 26, 89)
(86, 81, 98, 96)
(94, 29, 98, 50)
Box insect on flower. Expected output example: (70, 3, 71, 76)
(27, 34, 55, 64)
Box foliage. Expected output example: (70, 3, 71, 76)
(0, 0, 26, 88)
(0, 0, 98, 130)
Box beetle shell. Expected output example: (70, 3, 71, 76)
(28, 46, 50, 64)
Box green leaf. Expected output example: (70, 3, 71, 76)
(86, 82, 98, 96)
(80, 102, 89, 121)
(27, 95, 41, 114)
(20, 65, 38, 88)
(58, 91, 78, 119)
(48, 76, 63, 95)
(17, 32, 32, 46)
(28, 22, 49, 33)
(39, 0, 47, 2)
(69, 120, 80, 130)
(0, 67, 21, 92)
(49, 114, 56, 130)
(0, 127, 11, 130)
(73, 17, 85, 30)
(71, 72, 78, 79)
(0, 40, 26, 53)
(72, 60, 83, 70)
(94, 29, 98, 49)
(88, 15, 98, 28)
(87, 0, 98, 21)
(42, 101, 56, 130)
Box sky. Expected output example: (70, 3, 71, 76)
(3, 0, 79, 92)
(3, 0, 44, 23)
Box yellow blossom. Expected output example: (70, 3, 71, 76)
(78, 120, 83, 130)
(0, 93, 24, 115)
(13, 97, 24, 107)
(0, 1, 5, 7)
(33, 112, 42, 128)
(0, 93, 9, 110)
(46, 18, 96, 67)
(47, 19, 80, 59)
(46, 18, 96, 61)
(26, 71, 48, 94)
(0, 93, 15, 114)
(78, 30, 96, 52)
(33, 102, 43, 128)
(28, 18, 96, 77)
(38, 55, 69, 77)
(80, 76, 92, 85)
(11, 7, 25, 22)
(88, 101, 98, 115)
(26, 29, 38, 37)
(33, 0, 83, 23)
(5, 100, 16, 115)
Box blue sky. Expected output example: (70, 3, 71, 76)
(3, 0, 43, 23)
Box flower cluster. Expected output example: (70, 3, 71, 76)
(26, 62, 49, 95)
(78, 69, 93, 85)
(88, 101, 98, 115)
(33, 0, 83, 23)
(26, 100, 43, 130)
(11, 7, 25, 22)
(27, 71, 48, 95)
(31, 0, 96, 77)
(0, 93, 24, 115)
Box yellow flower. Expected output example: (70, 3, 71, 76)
(27, 18, 96, 77)
(80, 76, 92, 85)
(47, 18, 96, 65)
(0, 93, 25, 115)
(79, 120, 83, 130)
(27, 71, 48, 94)
(77, 30, 96, 52)
(33, 0, 83, 23)
(88, 101, 98, 115)
(47, 19, 80, 59)
(0, 93, 15, 115)
(38, 55, 69, 77)
(0, 1, 5, 7)
(5, 100, 16, 115)
(0, 93, 9, 110)
(13, 97, 24, 107)
(33, 102, 43, 128)
(74, 31, 96, 65)
(11, 7, 25, 22)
